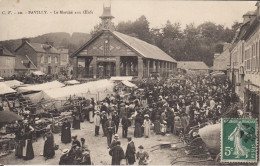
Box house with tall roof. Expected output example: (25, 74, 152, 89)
(177, 61, 209, 75)
(15, 39, 61, 75)
(71, 5, 177, 79)
(0, 45, 15, 77)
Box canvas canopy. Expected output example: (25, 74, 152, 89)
(64, 80, 80, 85)
(32, 71, 45, 76)
(27, 79, 115, 109)
(121, 80, 137, 88)
(4, 80, 24, 88)
(0, 82, 16, 95)
(110, 76, 133, 81)
(17, 80, 65, 93)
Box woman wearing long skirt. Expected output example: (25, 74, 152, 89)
(153, 114, 161, 135)
(134, 113, 143, 138)
(61, 119, 71, 144)
(43, 131, 55, 160)
(73, 111, 81, 130)
(143, 115, 151, 138)
(89, 105, 94, 123)
(22, 120, 34, 160)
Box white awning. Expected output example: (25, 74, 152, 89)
(110, 76, 133, 81)
(32, 71, 45, 76)
(17, 80, 65, 93)
(121, 80, 137, 88)
(64, 80, 80, 85)
(4, 80, 24, 88)
(0, 82, 16, 95)
(0, 77, 3, 80)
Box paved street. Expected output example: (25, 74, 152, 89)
(0, 121, 210, 165)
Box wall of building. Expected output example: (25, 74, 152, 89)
(0, 56, 15, 77)
(15, 43, 38, 66)
(38, 53, 60, 74)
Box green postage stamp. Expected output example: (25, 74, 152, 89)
(221, 118, 258, 163)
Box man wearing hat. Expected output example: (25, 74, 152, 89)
(109, 141, 125, 165)
(105, 116, 115, 147)
(112, 111, 120, 134)
(101, 111, 108, 137)
(125, 137, 136, 165)
(93, 111, 101, 136)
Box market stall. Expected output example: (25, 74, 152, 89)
(17, 80, 65, 93)
(0, 111, 23, 158)
(64, 80, 80, 85)
(4, 80, 24, 89)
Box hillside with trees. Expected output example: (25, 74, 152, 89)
(114, 16, 240, 66)
(0, 32, 91, 54)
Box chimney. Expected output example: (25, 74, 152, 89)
(223, 42, 231, 51)
(22, 38, 30, 43)
(243, 11, 257, 24)
(256, 2, 260, 19)
(46, 41, 54, 47)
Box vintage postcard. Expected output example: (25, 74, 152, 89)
(0, 0, 259, 165)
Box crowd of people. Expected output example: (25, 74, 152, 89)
(9, 73, 243, 165)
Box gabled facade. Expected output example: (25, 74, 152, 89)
(71, 6, 177, 79)
(15, 39, 61, 75)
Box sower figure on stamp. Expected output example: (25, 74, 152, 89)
(228, 121, 250, 158)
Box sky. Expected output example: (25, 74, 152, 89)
(0, 0, 257, 41)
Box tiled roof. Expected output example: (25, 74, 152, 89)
(177, 61, 209, 70)
(72, 30, 177, 63)
(28, 42, 60, 54)
(112, 31, 177, 63)
(0, 47, 15, 57)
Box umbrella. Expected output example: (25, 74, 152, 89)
(0, 111, 23, 123)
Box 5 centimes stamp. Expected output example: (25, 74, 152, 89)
(221, 118, 258, 163)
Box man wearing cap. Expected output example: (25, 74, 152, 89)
(105, 116, 115, 147)
(93, 111, 101, 136)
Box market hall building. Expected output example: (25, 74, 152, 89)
(72, 6, 177, 79)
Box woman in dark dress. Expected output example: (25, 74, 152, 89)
(72, 136, 81, 148)
(72, 110, 81, 130)
(43, 131, 55, 160)
(15, 121, 24, 158)
(61, 119, 71, 144)
(22, 120, 34, 160)
(134, 113, 143, 138)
